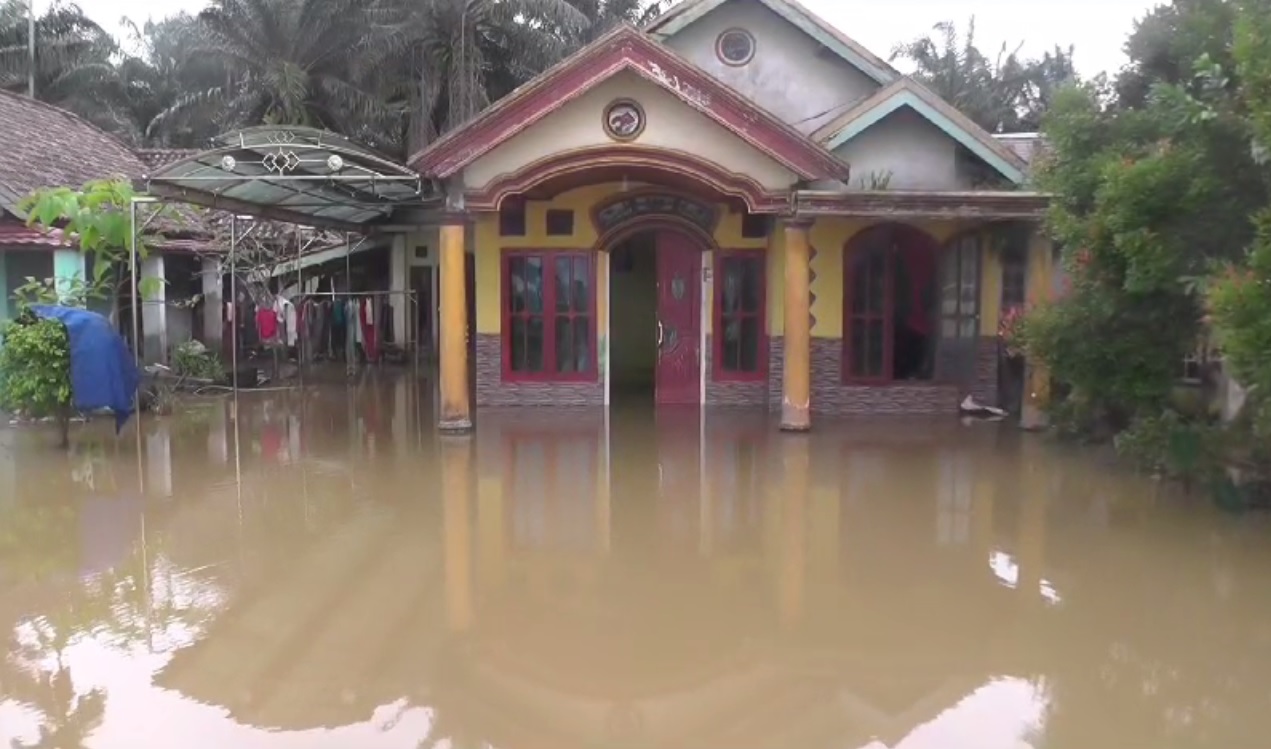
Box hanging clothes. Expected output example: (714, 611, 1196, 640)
(275, 297, 298, 347)
(361, 297, 378, 362)
(256, 306, 278, 342)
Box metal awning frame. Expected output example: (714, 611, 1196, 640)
(145, 126, 431, 233)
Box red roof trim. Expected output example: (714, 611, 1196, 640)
(409, 25, 848, 183)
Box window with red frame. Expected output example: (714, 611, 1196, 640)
(503, 251, 595, 379)
(714, 251, 766, 379)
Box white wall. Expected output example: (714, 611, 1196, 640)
(660, 0, 880, 134)
(833, 109, 975, 191)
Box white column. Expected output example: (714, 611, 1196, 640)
(201, 258, 223, 351)
(390, 235, 409, 347)
(141, 254, 168, 363)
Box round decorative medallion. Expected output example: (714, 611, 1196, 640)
(603, 98, 645, 141)
(715, 28, 755, 66)
(671, 275, 687, 300)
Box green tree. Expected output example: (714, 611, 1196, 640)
(1204, 1, 1271, 444)
(0, 1, 119, 129)
(1021, 0, 1271, 469)
(104, 15, 227, 148)
(890, 16, 1077, 133)
(149, 0, 401, 152)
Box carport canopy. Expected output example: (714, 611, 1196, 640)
(145, 126, 431, 232)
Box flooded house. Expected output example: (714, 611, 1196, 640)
(396, 0, 1053, 431)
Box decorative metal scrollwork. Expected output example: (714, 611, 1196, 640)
(262, 149, 301, 173)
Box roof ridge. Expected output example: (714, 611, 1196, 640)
(645, 0, 899, 84)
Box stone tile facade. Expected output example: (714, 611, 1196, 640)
(474, 333, 604, 407)
(474, 332, 999, 414)
(703, 333, 769, 407)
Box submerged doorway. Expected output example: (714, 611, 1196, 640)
(607, 229, 703, 406)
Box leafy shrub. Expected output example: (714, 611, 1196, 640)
(0, 313, 73, 446)
(171, 340, 225, 382)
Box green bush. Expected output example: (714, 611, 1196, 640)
(0, 313, 73, 446)
(171, 340, 225, 382)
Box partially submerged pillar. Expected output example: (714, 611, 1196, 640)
(438, 214, 471, 431)
(52, 248, 84, 304)
(200, 258, 223, 351)
(141, 253, 168, 363)
(780, 219, 812, 432)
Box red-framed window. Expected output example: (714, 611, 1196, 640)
(502, 250, 597, 381)
(843, 245, 893, 382)
(713, 250, 767, 381)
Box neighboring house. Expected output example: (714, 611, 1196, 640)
(0, 91, 224, 361)
(405, 0, 1053, 430)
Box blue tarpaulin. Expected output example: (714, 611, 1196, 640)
(31, 305, 139, 432)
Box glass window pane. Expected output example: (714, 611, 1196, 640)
(555, 258, 571, 313)
(511, 317, 526, 370)
(742, 258, 762, 313)
(572, 257, 590, 312)
(509, 257, 525, 313)
(573, 318, 591, 372)
(868, 254, 885, 314)
(722, 260, 741, 314)
(526, 316, 543, 371)
(941, 252, 960, 316)
(511, 317, 544, 373)
(959, 317, 977, 339)
(850, 322, 866, 375)
(555, 315, 573, 372)
(524, 258, 543, 313)
(866, 319, 884, 376)
(740, 317, 760, 371)
(723, 318, 742, 370)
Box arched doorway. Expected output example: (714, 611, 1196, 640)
(843, 223, 942, 383)
(602, 213, 714, 408)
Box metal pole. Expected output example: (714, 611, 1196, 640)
(27, 0, 35, 98)
(296, 226, 303, 387)
(129, 198, 141, 367)
(230, 215, 239, 391)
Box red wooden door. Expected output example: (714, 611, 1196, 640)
(655, 232, 701, 405)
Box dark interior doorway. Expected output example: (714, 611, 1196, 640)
(608, 231, 658, 402)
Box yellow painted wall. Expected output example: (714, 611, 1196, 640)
(807, 218, 1006, 339)
(472, 184, 1027, 341)
(474, 182, 770, 336)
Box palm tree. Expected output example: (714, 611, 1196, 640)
(149, 0, 401, 151)
(0, 1, 118, 127)
(370, 0, 592, 155)
(102, 15, 227, 148)
(891, 17, 1076, 134)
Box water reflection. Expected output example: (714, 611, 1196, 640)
(0, 379, 1269, 748)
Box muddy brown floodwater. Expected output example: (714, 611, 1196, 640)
(2, 378, 1271, 748)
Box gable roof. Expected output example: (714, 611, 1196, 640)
(645, 0, 899, 85)
(0, 90, 146, 217)
(408, 24, 850, 183)
(813, 78, 1030, 185)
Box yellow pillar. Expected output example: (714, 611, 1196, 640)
(439, 215, 471, 432)
(779, 437, 809, 630)
(442, 436, 474, 631)
(1021, 225, 1053, 430)
(780, 219, 812, 432)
